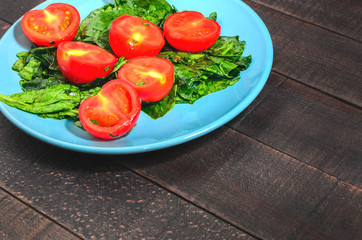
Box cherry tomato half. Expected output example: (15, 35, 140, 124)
(118, 56, 174, 102)
(21, 3, 80, 47)
(109, 15, 165, 59)
(79, 79, 141, 140)
(57, 41, 118, 84)
(163, 11, 221, 53)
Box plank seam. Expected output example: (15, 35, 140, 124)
(226, 126, 361, 190)
(289, 180, 340, 239)
(0, 18, 12, 25)
(272, 70, 362, 110)
(0, 185, 85, 240)
(245, 0, 362, 44)
(117, 165, 265, 240)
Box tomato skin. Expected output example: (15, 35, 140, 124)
(79, 79, 141, 140)
(21, 3, 80, 47)
(109, 15, 165, 59)
(118, 56, 174, 102)
(163, 11, 221, 53)
(57, 41, 118, 84)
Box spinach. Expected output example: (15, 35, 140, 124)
(0, 84, 101, 120)
(0, 84, 81, 115)
(12, 47, 68, 92)
(173, 65, 240, 104)
(39, 87, 101, 120)
(142, 85, 177, 119)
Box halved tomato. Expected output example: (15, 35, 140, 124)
(109, 15, 165, 59)
(21, 3, 80, 47)
(163, 11, 221, 53)
(118, 56, 174, 102)
(79, 79, 141, 140)
(57, 41, 118, 84)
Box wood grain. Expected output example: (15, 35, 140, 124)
(0, 113, 256, 240)
(248, 0, 362, 41)
(229, 73, 362, 188)
(0, 188, 82, 240)
(295, 181, 362, 240)
(244, 0, 362, 107)
(120, 127, 339, 240)
(0, 0, 46, 24)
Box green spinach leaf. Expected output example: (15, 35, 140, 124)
(142, 85, 177, 119)
(0, 84, 81, 114)
(12, 46, 68, 91)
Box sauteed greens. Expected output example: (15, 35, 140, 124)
(0, 0, 251, 122)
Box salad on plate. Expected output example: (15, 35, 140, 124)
(0, 0, 252, 140)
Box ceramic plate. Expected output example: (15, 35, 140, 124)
(0, 0, 273, 154)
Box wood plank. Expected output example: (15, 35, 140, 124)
(229, 73, 362, 188)
(0, 188, 82, 240)
(295, 181, 362, 240)
(120, 127, 339, 240)
(0, 0, 46, 24)
(243, 0, 362, 107)
(0, 113, 256, 240)
(248, 0, 362, 41)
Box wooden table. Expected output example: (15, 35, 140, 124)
(0, 0, 361, 239)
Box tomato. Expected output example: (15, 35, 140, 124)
(109, 15, 165, 59)
(163, 11, 221, 53)
(21, 3, 80, 47)
(79, 79, 141, 140)
(57, 41, 118, 84)
(118, 56, 174, 102)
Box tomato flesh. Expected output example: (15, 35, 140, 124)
(163, 11, 221, 53)
(57, 41, 118, 84)
(21, 3, 80, 47)
(79, 79, 141, 140)
(109, 15, 165, 59)
(118, 56, 174, 102)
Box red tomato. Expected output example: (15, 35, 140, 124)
(79, 79, 141, 140)
(109, 15, 165, 59)
(118, 56, 174, 102)
(57, 41, 118, 84)
(163, 11, 221, 53)
(21, 3, 80, 47)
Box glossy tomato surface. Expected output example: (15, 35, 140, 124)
(118, 56, 174, 102)
(21, 3, 80, 47)
(163, 11, 220, 53)
(109, 15, 165, 59)
(79, 79, 141, 140)
(57, 41, 118, 84)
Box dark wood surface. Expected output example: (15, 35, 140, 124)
(0, 0, 361, 239)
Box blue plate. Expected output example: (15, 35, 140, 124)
(0, 0, 273, 154)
